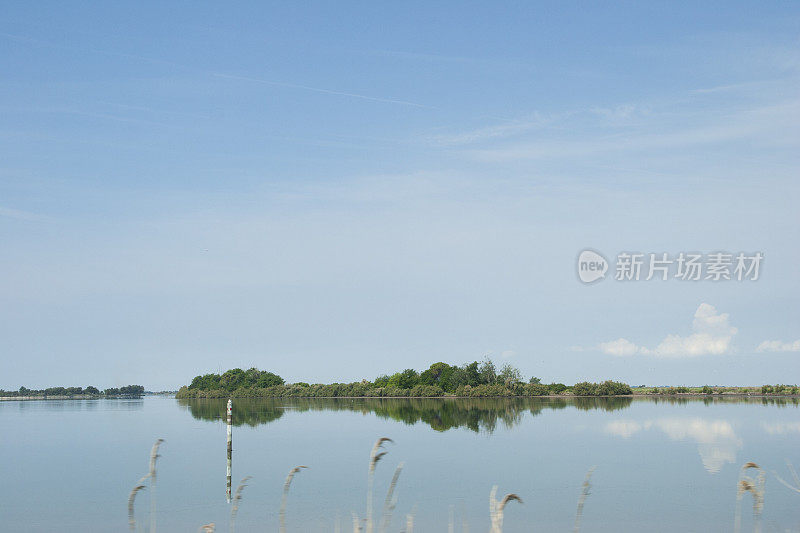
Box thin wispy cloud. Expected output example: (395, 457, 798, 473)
(428, 113, 554, 146)
(212, 73, 434, 109)
(0, 31, 434, 110)
(0, 206, 48, 222)
(364, 48, 476, 64)
(467, 98, 800, 161)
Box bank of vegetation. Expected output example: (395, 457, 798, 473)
(0, 384, 145, 399)
(176, 361, 633, 399)
(633, 384, 799, 396)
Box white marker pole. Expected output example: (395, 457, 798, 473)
(226, 398, 232, 503)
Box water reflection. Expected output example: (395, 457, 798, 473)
(178, 396, 635, 433)
(178, 396, 796, 432)
(3, 398, 144, 412)
(605, 418, 742, 473)
(760, 421, 800, 435)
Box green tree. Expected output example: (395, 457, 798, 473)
(479, 359, 497, 385)
(255, 372, 283, 388)
(449, 367, 468, 390)
(220, 369, 246, 391)
(464, 361, 481, 386)
(417, 362, 457, 391)
(498, 363, 522, 385)
(390, 369, 419, 389)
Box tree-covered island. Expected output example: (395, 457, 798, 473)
(176, 360, 799, 399)
(176, 360, 633, 398)
(1, 384, 145, 399)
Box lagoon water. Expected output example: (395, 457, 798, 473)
(1, 396, 798, 532)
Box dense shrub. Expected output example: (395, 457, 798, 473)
(571, 382, 598, 396)
(596, 381, 633, 396)
(525, 383, 549, 396)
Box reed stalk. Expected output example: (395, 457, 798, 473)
(489, 486, 522, 533)
(128, 475, 148, 532)
(229, 476, 251, 533)
(773, 461, 800, 494)
(366, 437, 393, 533)
(279, 466, 307, 533)
(573, 466, 596, 533)
(379, 462, 403, 533)
(149, 438, 164, 533)
(734, 462, 765, 533)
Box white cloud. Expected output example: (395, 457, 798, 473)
(755, 339, 800, 352)
(599, 338, 639, 357)
(599, 303, 737, 358)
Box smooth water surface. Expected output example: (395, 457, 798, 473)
(1, 396, 798, 532)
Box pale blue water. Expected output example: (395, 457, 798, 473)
(1, 396, 798, 532)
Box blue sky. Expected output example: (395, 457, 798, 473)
(1, 2, 798, 390)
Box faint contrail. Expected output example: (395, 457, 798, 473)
(0, 31, 435, 109)
(213, 72, 434, 109)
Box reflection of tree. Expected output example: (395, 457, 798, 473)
(178, 396, 634, 433)
(177, 398, 285, 427)
(572, 397, 633, 412)
(644, 396, 798, 407)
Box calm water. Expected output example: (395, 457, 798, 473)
(1, 396, 799, 532)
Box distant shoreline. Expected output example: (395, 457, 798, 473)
(0, 395, 146, 401)
(174, 391, 800, 400)
(3, 393, 799, 401)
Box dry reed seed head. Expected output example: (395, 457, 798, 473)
(149, 438, 165, 477)
(199, 523, 215, 532)
(371, 451, 388, 468)
(373, 437, 393, 450)
(370, 438, 393, 458)
(498, 493, 523, 511)
(233, 476, 252, 501)
(128, 484, 146, 502)
(284, 465, 308, 490)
